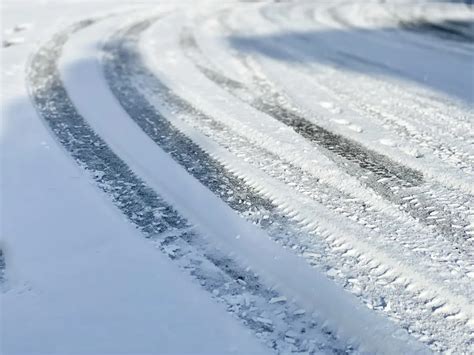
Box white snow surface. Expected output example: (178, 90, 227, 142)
(1, 0, 473, 354)
(1, 2, 269, 354)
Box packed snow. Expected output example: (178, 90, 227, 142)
(1, 0, 473, 353)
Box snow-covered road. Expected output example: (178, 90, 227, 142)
(1, 0, 473, 353)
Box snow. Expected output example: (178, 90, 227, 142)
(1, 2, 267, 354)
(1, 0, 473, 353)
(58, 18, 426, 353)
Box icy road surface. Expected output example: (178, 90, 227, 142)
(1, 0, 473, 353)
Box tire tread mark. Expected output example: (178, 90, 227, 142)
(180, 30, 423, 188)
(27, 19, 346, 355)
(102, 19, 473, 353)
(180, 28, 472, 244)
(27, 20, 353, 354)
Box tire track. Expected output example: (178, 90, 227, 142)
(27, 18, 347, 355)
(28, 19, 187, 237)
(319, 4, 474, 136)
(176, 27, 474, 290)
(180, 31, 423, 189)
(103, 18, 474, 353)
(268, 4, 474, 170)
(179, 27, 472, 246)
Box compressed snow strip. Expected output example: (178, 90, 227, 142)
(58, 17, 428, 354)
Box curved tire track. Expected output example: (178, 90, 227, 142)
(263, 3, 474, 171)
(27, 18, 348, 355)
(180, 32, 423, 189)
(193, 11, 473, 245)
(169, 26, 474, 291)
(102, 17, 473, 353)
